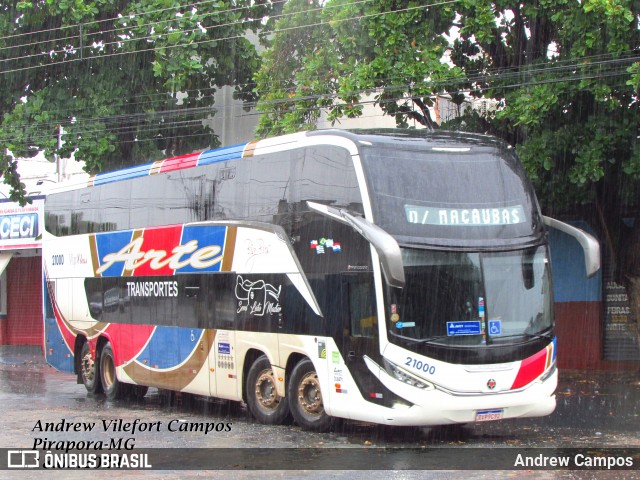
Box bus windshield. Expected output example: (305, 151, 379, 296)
(386, 245, 552, 348)
(360, 143, 542, 247)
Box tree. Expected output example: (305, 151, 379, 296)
(255, 0, 640, 348)
(449, 0, 640, 350)
(0, 0, 275, 204)
(254, 0, 462, 137)
(254, 0, 334, 136)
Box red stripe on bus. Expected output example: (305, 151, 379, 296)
(131, 225, 184, 276)
(158, 152, 201, 173)
(510, 347, 548, 390)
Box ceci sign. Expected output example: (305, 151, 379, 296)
(0, 214, 39, 240)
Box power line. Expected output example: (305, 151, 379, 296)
(1, 0, 636, 109)
(2, 61, 635, 147)
(0, 0, 367, 64)
(3, 50, 636, 136)
(5, 0, 636, 107)
(0, 0, 456, 75)
(0, 0, 288, 44)
(3, 54, 636, 138)
(1, 1, 638, 148)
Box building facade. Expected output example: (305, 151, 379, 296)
(0, 197, 45, 345)
(0, 154, 89, 348)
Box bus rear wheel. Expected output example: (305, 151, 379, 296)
(79, 341, 102, 394)
(288, 358, 332, 432)
(246, 355, 291, 425)
(99, 342, 129, 400)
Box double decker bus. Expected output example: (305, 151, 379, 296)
(43, 129, 600, 431)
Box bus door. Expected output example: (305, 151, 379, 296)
(338, 271, 381, 401)
(206, 274, 240, 401)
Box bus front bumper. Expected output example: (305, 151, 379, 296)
(363, 356, 557, 427)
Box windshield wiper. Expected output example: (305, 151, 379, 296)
(388, 330, 456, 345)
(419, 335, 461, 345)
(491, 332, 553, 341)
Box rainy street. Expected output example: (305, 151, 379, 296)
(0, 345, 638, 479)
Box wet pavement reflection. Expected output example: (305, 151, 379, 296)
(1, 346, 638, 479)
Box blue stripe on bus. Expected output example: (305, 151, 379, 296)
(95, 230, 134, 277)
(136, 326, 202, 369)
(88, 143, 246, 187)
(197, 144, 246, 166)
(93, 164, 153, 185)
(175, 225, 227, 274)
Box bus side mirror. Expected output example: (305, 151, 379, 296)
(307, 201, 406, 288)
(542, 216, 601, 278)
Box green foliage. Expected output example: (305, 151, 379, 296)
(254, 0, 462, 136)
(1, 0, 275, 201)
(449, 0, 640, 213)
(254, 0, 337, 137)
(255, 0, 640, 256)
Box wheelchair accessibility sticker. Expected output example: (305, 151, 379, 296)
(488, 319, 502, 336)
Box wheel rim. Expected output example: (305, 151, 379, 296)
(81, 349, 95, 385)
(254, 368, 281, 412)
(296, 371, 324, 417)
(102, 354, 115, 390)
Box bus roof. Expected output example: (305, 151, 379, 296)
(310, 128, 512, 151)
(46, 129, 513, 195)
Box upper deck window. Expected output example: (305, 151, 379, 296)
(359, 143, 542, 247)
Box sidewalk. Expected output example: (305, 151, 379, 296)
(0, 344, 638, 448)
(0, 345, 45, 366)
(0, 344, 636, 394)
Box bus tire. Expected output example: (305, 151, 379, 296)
(288, 358, 332, 432)
(99, 342, 129, 400)
(79, 341, 102, 394)
(246, 355, 291, 425)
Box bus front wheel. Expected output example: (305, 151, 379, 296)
(99, 342, 128, 400)
(246, 355, 291, 425)
(288, 358, 331, 432)
(79, 341, 102, 394)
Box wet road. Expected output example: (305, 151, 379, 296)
(0, 346, 638, 479)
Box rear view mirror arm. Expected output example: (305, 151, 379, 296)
(307, 201, 405, 288)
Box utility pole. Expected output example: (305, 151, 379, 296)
(54, 124, 62, 182)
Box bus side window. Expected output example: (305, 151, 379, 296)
(345, 273, 377, 338)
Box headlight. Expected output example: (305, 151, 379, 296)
(383, 358, 434, 390)
(539, 361, 557, 383)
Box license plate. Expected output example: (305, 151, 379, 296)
(475, 409, 504, 422)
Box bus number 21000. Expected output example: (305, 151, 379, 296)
(405, 357, 436, 375)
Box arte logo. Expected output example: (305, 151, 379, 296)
(96, 237, 223, 275)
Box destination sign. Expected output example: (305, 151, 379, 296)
(405, 205, 525, 226)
